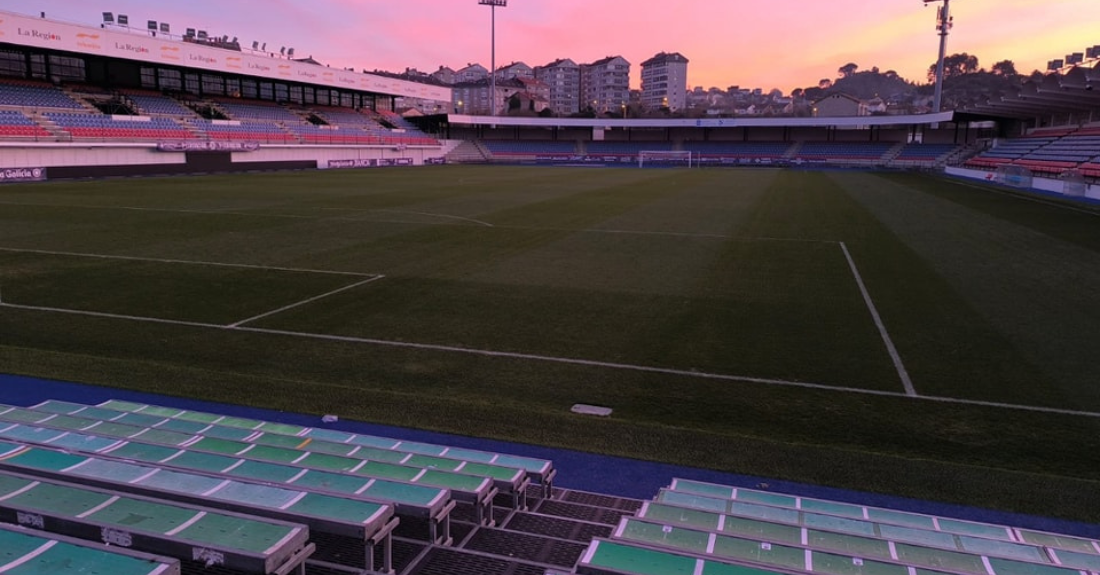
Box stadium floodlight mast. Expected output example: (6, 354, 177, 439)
(923, 0, 955, 113)
(478, 0, 507, 115)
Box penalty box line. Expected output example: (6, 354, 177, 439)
(0, 247, 378, 278)
(4, 300, 1100, 419)
(840, 241, 916, 397)
(227, 275, 385, 328)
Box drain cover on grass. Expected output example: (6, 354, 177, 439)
(571, 404, 612, 417)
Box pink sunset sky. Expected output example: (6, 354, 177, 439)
(11, 0, 1100, 92)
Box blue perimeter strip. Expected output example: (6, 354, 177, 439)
(2, 373, 1098, 538)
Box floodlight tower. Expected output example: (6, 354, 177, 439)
(923, 0, 954, 113)
(478, 0, 507, 115)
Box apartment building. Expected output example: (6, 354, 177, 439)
(534, 58, 581, 115)
(581, 55, 630, 114)
(640, 52, 689, 111)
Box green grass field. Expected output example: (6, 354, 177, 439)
(2, 166, 1099, 521)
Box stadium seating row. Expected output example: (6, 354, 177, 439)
(965, 128, 1100, 176)
(1, 397, 1099, 575)
(121, 90, 196, 116)
(0, 523, 181, 575)
(0, 402, 493, 528)
(0, 82, 439, 145)
(0, 470, 312, 574)
(0, 80, 85, 110)
(480, 140, 958, 165)
(0, 437, 397, 573)
(572, 476, 1100, 575)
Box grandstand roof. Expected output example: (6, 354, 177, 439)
(449, 111, 956, 129)
(0, 9, 450, 102)
(960, 65, 1100, 120)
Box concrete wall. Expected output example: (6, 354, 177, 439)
(945, 166, 1100, 201)
(0, 142, 445, 178)
(0, 143, 183, 169)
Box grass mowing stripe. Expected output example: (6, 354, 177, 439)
(0, 252, 365, 326)
(4, 341, 1100, 524)
(3, 167, 1100, 523)
(877, 172, 1100, 252)
(0, 298, 908, 397)
(839, 171, 1100, 409)
(321, 208, 494, 227)
(7, 299, 1100, 421)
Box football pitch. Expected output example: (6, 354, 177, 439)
(1, 166, 1099, 521)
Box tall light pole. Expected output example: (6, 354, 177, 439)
(923, 0, 954, 113)
(478, 0, 507, 115)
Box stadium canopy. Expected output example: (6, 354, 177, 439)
(959, 65, 1100, 121)
(0, 9, 450, 102)
(447, 111, 957, 130)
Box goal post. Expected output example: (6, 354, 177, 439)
(638, 150, 694, 168)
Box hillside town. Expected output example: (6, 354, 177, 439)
(378, 52, 1048, 119)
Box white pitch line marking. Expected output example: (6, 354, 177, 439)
(5, 301, 1100, 419)
(840, 241, 916, 397)
(508, 225, 839, 243)
(950, 180, 1100, 217)
(320, 207, 495, 228)
(0, 247, 377, 277)
(227, 275, 385, 328)
(0, 302, 225, 330)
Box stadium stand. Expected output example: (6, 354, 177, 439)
(616, 478, 1100, 575)
(0, 110, 51, 138)
(45, 113, 194, 140)
(964, 127, 1100, 176)
(585, 141, 673, 155)
(482, 140, 577, 158)
(120, 90, 198, 117)
(214, 99, 306, 123)
(284, 123, 384, 145)
(193, 119, 297, 143)
(683, 141, 793, 161)
(99, 400, 555, 481)
(376, 110, 419, 131)
(364, 110, 439, 145)
(2, 400, 495, 524)
(2, 397, 1099, 575)
(0, 438, 398, 573)
(94, 398, 551, 508)
(795, 142, 895, 162)
(0, 522, 181, 575)
(0, 469, 313, 574)
(892, 143, 959, 162)
(0, 79, 86, 110)
(315, 106, 390, 130)
(0, 407, 457, 545)
(1079, 162, 1100, 179)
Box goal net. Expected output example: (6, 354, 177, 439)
(638, 150, 694, 168)
(994, 164, 1033, 189)
(1061, 169, 1087, 198)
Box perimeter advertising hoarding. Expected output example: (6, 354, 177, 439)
(156, 141, 259, 152)
(326, 158, 414, 169)
(0, 10, 450, 102)
(0, 167, 47, 182)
